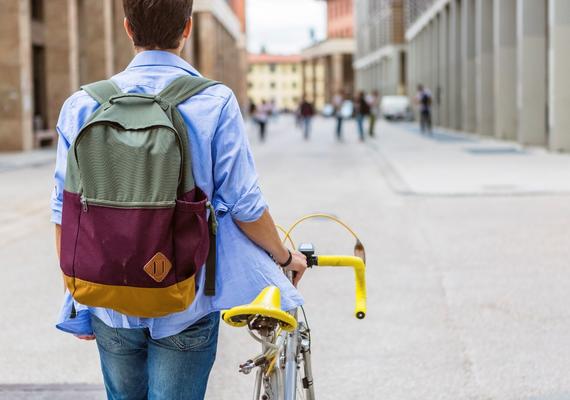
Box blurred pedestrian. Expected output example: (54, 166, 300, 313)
(366, 90, 380, 138)
(247, 98, 257, 127)
(332, 90, 344, 141)
(416, 84, 432, 134)
(355, 91, 370, 142)
(254, 99, 271, 142)
(269, 98, 278, 121)
(299, 96, 315, 140)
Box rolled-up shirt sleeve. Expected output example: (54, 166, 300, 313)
(50, 96, 78, 225)
(211, 93, 267, 222)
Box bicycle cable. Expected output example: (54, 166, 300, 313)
(300, 305, 311, 347)
(280, 213, 366, 263)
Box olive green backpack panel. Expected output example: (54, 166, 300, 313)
(64, 76, 219, 202)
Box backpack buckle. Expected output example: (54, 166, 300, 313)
(154, 96, 171, 111)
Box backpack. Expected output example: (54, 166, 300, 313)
(60, 76, 219, 318)
(421, 91, 432, 108)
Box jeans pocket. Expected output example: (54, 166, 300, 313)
(91, 316, 124, 352)
(163, 312, 220, 352)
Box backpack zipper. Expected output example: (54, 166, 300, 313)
(79, 195, 175, 211)
(80, 194, 88, 212)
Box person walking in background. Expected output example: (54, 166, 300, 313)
(299, 96, 315, 140)
(332, 90, 344, 141)
(269, 98, 278, 121)
(355, 91, 370, 142)
(254, 99, 271, 142)
(416, 84, 432, 134)
(247, 98, 257, 127)
(366, 90, 380, 138)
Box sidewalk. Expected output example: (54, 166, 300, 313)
(370, 121, 570, 196)
(0, 149, 56, 173)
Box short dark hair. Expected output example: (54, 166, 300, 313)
(123, 0, 193, 50)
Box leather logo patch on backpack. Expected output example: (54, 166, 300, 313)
(143, 252, 172, 283)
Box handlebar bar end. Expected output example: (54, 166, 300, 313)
(356, 311, 365, 320)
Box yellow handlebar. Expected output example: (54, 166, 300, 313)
(316, 255, 367, 319)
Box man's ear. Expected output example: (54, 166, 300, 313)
(182, 17, 192, 39)
(123, 17, 134, 41)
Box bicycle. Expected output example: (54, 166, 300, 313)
(222, 214, 367, 400)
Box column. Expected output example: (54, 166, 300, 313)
(45, 0, 80, 130)
(311, 58, 317, 103)
(408, 39, 415, 97)
(449, 0, 462, 130)
(475, 0, 494, 135)
(461, 0, 476, 132)
(196, 12, 217, 79)
(439, 9, 449, 127)
(431, 19, 440, 126)
(516, 0, 547, 146)
(331, 53, 344, 95)
(113, 0, 134, 72)
(0, 0, 33, 150)
(78, 0, 114, 83)
(493, 0, 517, 140)
(548, 0, 570, 151)
(301, 60, 307, 99)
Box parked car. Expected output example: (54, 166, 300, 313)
(381, 95, 414, 121)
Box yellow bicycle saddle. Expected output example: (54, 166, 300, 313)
(222, 286, 298, 332)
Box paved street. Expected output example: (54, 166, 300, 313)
(1, 116, 570, 400)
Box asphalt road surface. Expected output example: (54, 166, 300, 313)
(1, 116, 569, 400)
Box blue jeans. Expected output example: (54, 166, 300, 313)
(356, 115, 365, 141)
(91, 312, 220, 400)
(302, 117, 312, 139)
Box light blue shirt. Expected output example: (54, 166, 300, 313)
(51, 51, 303, 339)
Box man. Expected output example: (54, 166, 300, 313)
(416, 84, 432, 134)
(50, 1, 307, 399)
(366, 90, 380, 138)
(254, 99, 271, 142)
(355, 91, 370, 142)
(332, 90, 344, 141)
(298, 96, 315, 140)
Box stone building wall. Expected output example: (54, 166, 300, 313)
(0, 0, 247, 151)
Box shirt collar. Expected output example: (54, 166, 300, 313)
(126, 50, 201, 76)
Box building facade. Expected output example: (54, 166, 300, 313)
(0, 0, 247, 151)
(301, 0, 355, 110)
(406, 0, 570, 152)
(353, 0, 407, 96)
(247, 54, 302, 112)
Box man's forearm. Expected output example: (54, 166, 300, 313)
(55, 224, 62, 260)
(235, 209, 289, 264)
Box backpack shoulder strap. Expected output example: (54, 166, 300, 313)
(81, 80, 122, 105)
(158, 75, 219, 106)
(158, 75, 220, 298)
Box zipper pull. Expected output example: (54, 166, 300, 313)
(80, 195, 88, 212)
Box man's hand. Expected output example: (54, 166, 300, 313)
(281, 250, 307, 287)
(76, 335, 96, 341)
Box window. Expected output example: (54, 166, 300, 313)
(269, 63, 276, 73)
(31, 0, 44, 21)
(292, 82, 297, 89)
(270, 82, 276, 89)
(292, 65, 297, 73)
(248, 82, 253, 89)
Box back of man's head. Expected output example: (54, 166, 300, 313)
(123, 0, 193, 50)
